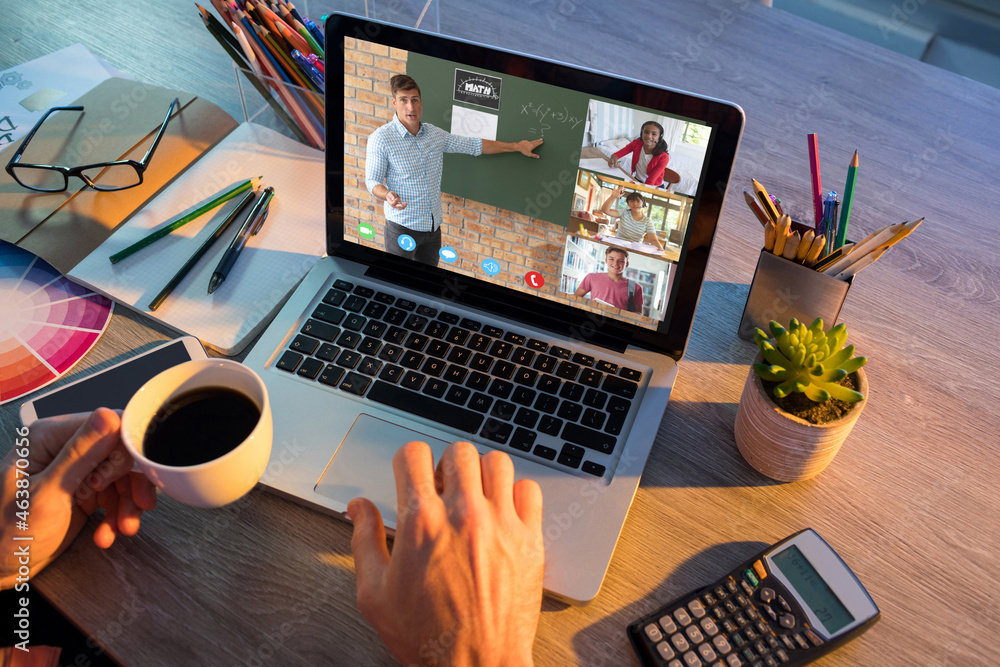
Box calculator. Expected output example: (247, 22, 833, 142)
(627, 529, 879, 667)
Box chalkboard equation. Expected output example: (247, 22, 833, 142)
(521, 101, 585, 137)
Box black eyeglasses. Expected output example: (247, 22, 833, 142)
(4, 97, 179, 192)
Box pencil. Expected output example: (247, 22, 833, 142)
(744, 190, 769, 226)
(836, 150, 858, 250)
(831, 246, 888, 281)
(808, 133, 823, 230)
(109, 177, 262, 264)
(148, 187, 258, 310)
(751, 179, 780, 223)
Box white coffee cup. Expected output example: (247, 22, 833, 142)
(121, 359, 272, 508)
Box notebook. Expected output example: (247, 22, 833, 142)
(242, 14, 744, 604)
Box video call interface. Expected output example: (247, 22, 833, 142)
(345, 39, 714, 332)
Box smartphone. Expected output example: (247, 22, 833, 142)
(19, 337, 207, 425)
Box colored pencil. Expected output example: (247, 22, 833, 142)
(836, 150, 858, 250)
(808, 133, 823, 230)
(751, 178, 780, 223)
(110, 177, 262, 264)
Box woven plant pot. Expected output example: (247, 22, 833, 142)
(734, 356, 868, 482)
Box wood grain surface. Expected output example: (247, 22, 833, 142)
(2, 1, 997, 665)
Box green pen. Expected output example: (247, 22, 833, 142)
(109, 176, 262, 264)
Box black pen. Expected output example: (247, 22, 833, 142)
(147, 187, 258, 311)
(208, 186, 274, 294)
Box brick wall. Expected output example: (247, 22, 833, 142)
(343, 37, 647, 327)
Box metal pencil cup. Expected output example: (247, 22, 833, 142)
(737, 250, 852, 340)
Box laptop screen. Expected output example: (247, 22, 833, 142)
(328, 15, 743, 358)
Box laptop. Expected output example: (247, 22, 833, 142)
(242, 13, 744, 604)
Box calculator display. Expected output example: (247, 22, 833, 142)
(771, 545, 854, 635)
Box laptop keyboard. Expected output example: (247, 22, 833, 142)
(271, 278, 645, 479)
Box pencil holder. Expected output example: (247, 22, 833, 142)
(737, 250, 852, 340)
(233, 63, 325, 150)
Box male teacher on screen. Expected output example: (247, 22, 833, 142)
(365, 74, 543, 267)
(573, 247, 644, 313)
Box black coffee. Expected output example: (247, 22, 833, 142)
(143, 387, 260, 467)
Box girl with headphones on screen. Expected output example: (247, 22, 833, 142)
(606, 120, 670, 186)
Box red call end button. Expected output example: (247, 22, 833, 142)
(525, 271, 545, 288)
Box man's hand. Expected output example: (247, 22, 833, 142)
(349, 441, 544, 667)
(1, 409, 158, 589)
(385, 190, 407, 210)
(516, 138, 543, 158)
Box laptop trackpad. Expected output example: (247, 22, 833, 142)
(313, 414, 451, 527)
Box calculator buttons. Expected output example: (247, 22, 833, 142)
(762, 604, 777, 621)
(655, 640, 676, 660)
(745, 607, 760, 622)
(697, 642, 718, 663)
(726, 580, 738, 595)
(740, 580, 755, 596)
(759, 587, 776, 604)
(685, 625, 704, 644)
(660, 615, 678, 634)
(667, 660, 683, 667)
(793, 633, 810, 649)
(714, 586, 727, 599)
(752, 560, 767, 581)
(724, 654, 742, 667)
(779, 634, 796, 650)
(712, 634, 732, 655)
(671, 633, 691, 652)
(763, 655, 779, 667)
(779, 614, 796, 629)
(700, 617, 719, 637)
(777, 595, 792, 613)
(674, 608, 693, 627)
(644, 623, 663, 643)
(682, 651, 701, 667)
(688, 599, 708, 618)
(804, 629, 824, 646)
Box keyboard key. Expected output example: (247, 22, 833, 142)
(421, 358, 446, 377)
(446, 327, 471, 346)
(301, 318, 339, 341)
(423, 378, 448, 398)
(481, 419, 512, 444)
(533, 444, 556, 460)
(619, 367, 642, 381)
(557, 402, 582, 421)
(562, 422, 616, 454)
(362, 320, 387, 338)
(460, 317, 481, 331)
(276, 351, 303, 372)
(533, 354, 557, 373)
(352, 285, 374, 298)
(378, 364, 403, 383)
(581, 461, 606, 477)
(367, 382, 483, 433)
(511, 347, 535, 366)
(402, 371, 425, 391)
(358, 357, 382, 376)
(337, 350, 362, 369)
(514, 367, 538, 387)
(447, 347, 472, 365)
(363, 302, 387, 319)
(504, 332, 526, 345)
(534, 394, 559, 414)
(468, 393, 493, 413)
(343, 295, 366, 312)
(581, 408, 606, 430)
(332, 279, 354, 291)
(583, 388, 608, 409)
(549, 345, 571, 359)
(337, 331, 362, 349)
(489, 340, 513, 359)
(443, 364, 468, 384)
(559, 382, 584, 401)
(488, 379, 513, 399)
(466, 372, 490, 392)
(374, 291, 396, 304)
(490, 400, 517, 421)
(470, 353, 493, 372)
(339, 372, 371, 395)
(377, 344, 402, 363)
(384, 308, 407, 325)
(417, 305, 438, 317)
(526, 338, 548, 351)
(400, 350, 425, 369)
(483, 325, 503, 338)
(579, 368, 603, 387)
(426, 340, 450, 358)
(509, 428, 536, 452)
(556, 361, 581, 381)
(358, 337, 382, 356)
(596, 359, 618, 374)
(514, 408, 540, 429)
(404, 333, 429, 351)
(323, 288, 347, 306)
(438, 311, 460, 324)
(603, 375, 638, 399)
(290, 335, 319, 355)
(537, 375, 561, 394)
(395, 299, 417, 311)
(469, 334, 491, 352)
(538, 415, 563, 436)
(318, 364, 345, 387)
(343, 313, 367, 331)
(445, 385, 471, 405)
(312, 305, 346, 326)
(316, 343, 339, 361)
(404, 314, 428, 332)
(297, 357, 324, 379)
(512, 386, 536, 406)
(426, 320, 450, 338)
(572, 353, 595, 367)
(557, 444, 583, 468)
(493, 361, 516, 380)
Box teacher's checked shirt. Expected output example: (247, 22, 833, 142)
(365, 115, 483, 232)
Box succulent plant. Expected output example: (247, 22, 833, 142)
(753, 318, 867, 403)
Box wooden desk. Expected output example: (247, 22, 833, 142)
(2, 2, 998, 665)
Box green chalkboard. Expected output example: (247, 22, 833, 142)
(407, 52, 592, 228)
